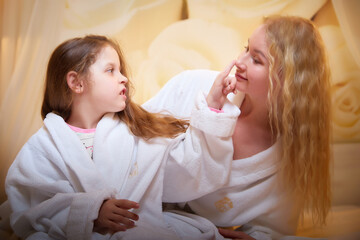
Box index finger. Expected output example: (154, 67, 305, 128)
(218, 60, 236, 79)
(218, 228, 255, 240)
(114, 199, 140, 209)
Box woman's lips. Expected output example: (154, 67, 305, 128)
(235, 71, 248, 81)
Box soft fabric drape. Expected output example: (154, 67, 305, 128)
(0, 2, 359, 238)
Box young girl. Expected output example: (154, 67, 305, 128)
(144, 15, 332, 239)
(5, 35, 240, 239)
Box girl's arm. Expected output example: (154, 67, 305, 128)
(94, 198, 139, 234)
(206, 60, 237, 110)
(163, 62, 240, 202)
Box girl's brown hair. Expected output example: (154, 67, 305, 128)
(265, 16, 332, 225)
(41, 35, 188, 139)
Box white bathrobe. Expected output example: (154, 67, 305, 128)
(5, 92, 240, 240)
(143, 70, 301, 240)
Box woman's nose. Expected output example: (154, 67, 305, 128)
(235, 58, 246, 72)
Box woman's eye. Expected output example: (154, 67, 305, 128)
(244, 45, 249, 52)
(253, 58, 260, 64)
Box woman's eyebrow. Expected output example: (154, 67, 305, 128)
(254, 49, 266, 60)
(248, 38, 268, 62)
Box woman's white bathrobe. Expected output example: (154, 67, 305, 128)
(143, 70, 301, 240)
(5, 93, 240, 240)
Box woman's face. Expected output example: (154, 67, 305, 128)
(234, 25, 270, 107)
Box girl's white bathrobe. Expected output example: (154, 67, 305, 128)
(5, 93, 240, 240)
(143, 70, 301, 240)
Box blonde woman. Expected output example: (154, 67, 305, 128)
(144, 15, 331, 239)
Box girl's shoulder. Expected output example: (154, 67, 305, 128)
(15, 113, 70, 163)
(15, 125, 55, 160)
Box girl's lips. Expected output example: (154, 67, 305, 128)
(120, 88, 126, 95)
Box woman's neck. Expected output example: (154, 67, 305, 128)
(232, 96, 274, 159)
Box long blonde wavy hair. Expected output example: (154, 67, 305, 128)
(264, 16, 332, 224)
(41, 35, 188, 139)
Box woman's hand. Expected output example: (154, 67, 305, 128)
(94, 198, 139, 234)
(206, 60, 237, 110)
(218, 228, 256, 240)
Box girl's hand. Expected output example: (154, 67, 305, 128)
(206, 60, 237, 110)
(218, 228, 256, 240)
(94, 198, 139, 234)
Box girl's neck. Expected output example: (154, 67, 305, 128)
(66, 96, 106, 129)
(66, 116, 99, 129)
(66, 109, 102, 129)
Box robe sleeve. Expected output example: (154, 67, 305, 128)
(163, 91, 240, 202)
(143, 69, 218, 119)
(5, 140, 116, 240)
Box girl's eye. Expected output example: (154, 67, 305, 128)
(107, 68, 114, 73)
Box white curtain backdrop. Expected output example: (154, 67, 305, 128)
(0, 0, 360, 237)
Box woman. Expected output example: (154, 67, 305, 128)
(144, 15, 331, 239)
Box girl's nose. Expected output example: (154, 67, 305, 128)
(119, 74, 128, 84)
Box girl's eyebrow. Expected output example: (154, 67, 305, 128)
(104, 61, 117, 68)
(105, 62, 122, 72)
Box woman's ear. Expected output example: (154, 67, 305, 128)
(66, 71, 84, 93)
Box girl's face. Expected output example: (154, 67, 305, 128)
(234, 25, 270, 110)
(84, 45, 128, 117)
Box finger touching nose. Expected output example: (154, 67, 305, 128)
(235, 59, 246, 71)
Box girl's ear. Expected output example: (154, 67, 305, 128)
(66, 71, 84, 93)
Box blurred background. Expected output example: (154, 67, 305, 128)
(0, 0, 359, 238)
